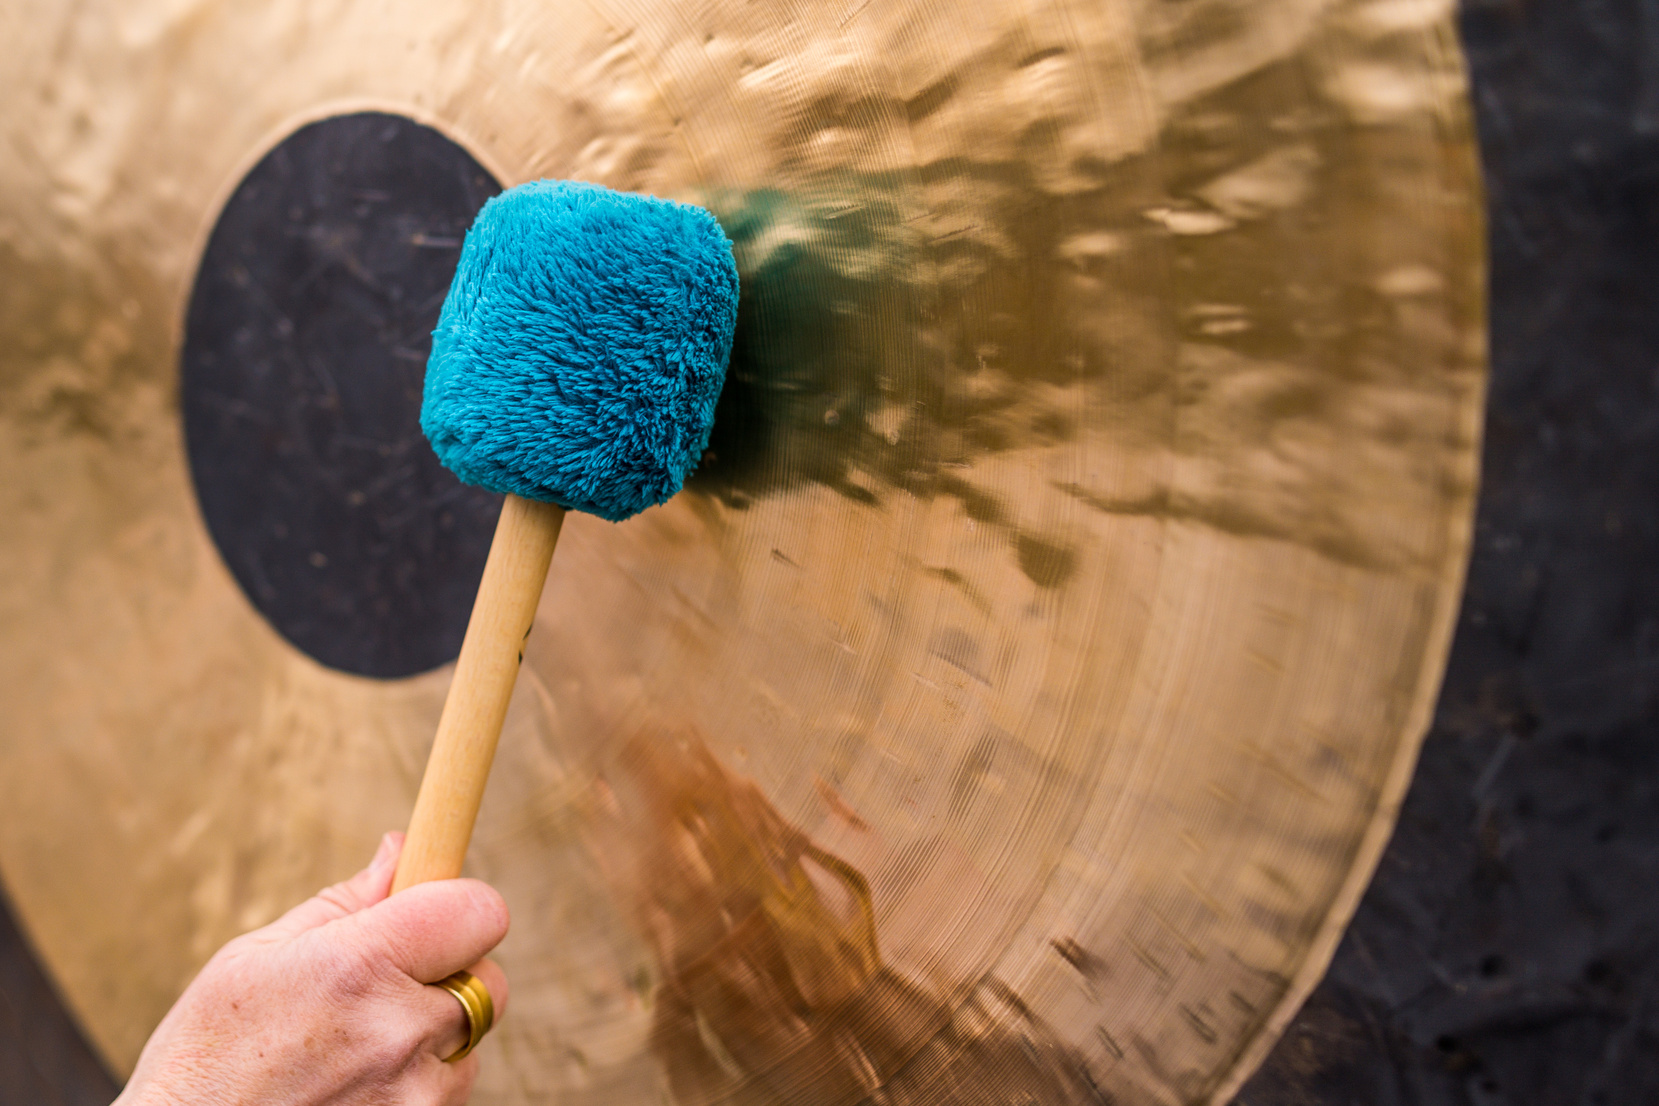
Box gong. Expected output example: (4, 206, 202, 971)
(0, 0, 1485, 1103)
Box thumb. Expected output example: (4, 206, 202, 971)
(265, 832, 403, 938)
(343, 878, 510, 984)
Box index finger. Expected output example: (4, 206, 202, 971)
(266, 832, 404, 938)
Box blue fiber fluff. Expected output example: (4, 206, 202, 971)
(421, 179, 740, 521)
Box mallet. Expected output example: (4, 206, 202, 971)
(391, 179, 740, 892)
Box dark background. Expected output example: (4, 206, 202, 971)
(3, 0, 1656, 1102)
(1239, 0, 1659, 1102)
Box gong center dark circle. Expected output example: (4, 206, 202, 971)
(181, 111, 503, 678)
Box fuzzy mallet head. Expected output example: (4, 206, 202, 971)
(421, 180, 740, 522)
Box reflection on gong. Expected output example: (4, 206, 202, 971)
(0, 1, 1485, 1105)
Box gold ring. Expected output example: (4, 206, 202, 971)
(432, 970, 494, 1062)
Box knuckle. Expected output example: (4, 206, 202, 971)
(407, 985, 459, 1046)
(351, 1007, 431, 1078)
(440, 1057, 480, 1106)
(313, 883, 356, 913)
(306, 933, 388, 1003)
(382, 1019, 431, 1069)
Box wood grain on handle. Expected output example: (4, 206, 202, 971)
(393, 493, 566, 892)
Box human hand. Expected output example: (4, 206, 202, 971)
(114, 832, 509, 1106)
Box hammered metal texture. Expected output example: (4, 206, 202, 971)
(0, 1, 1484, 1103)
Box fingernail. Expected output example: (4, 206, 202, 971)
(370, 832, 397, 871)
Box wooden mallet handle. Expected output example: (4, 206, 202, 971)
(393, 493, 566, 892)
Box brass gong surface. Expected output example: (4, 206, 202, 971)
(0, 0, 1484, 1103)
